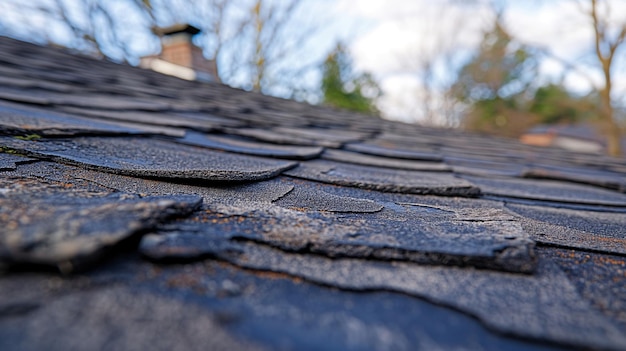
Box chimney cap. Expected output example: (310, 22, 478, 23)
(153, 24, 201, 37)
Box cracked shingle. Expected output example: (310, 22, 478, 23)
(507, 203, 626, 255)
(462, 174, 626, 207)
(285, 160, 480, 196)
(0, 101, 152, 136)
(273, 184, 384, 213)
(0, 136, 298, 182)
(144, 240, 626, 350)
(180, 131, 324, 160)
(143, 179, 535, 273)
(344, 141, 443, 161)
(322, 149, 451, 171)
(0, 176, 201, 272)
(0, 153, 35, 171)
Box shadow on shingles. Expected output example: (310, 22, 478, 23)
(139, 236, 626, 351)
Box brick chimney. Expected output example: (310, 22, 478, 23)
(140, 24, 218, 82)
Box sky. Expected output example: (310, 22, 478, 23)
(1, 0, 625, 125)
(330, 0, 626, 123)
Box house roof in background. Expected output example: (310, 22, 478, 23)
(0, 36, 625, 350)
(526, 123, 605, 142)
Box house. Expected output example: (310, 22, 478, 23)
(0, 35, 625, 350)
(520, 123, 623, 154)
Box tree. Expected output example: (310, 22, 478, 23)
(243, 0, 312, 94)
(450, 15, 539, 137)
(0, 0, 325, 100)
(139, 0, 323, 96)
(398, 0, 476, 127)
(321, 43, 380, 115)
(588, 0, 625, 156)
(529, 84, 597, 125)
(523, 0, 626, 155)
(44, 0, 154, 62)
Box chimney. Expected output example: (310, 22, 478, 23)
(140, 24, 218, 82)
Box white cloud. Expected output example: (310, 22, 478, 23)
(504, 1, 591, 58)
(334, 0, 626, 124)
(333, 0, 425, 21)
(335, 1, 494, 122)
(504, 0, 626, 94)
(345, 1, 492, 73)
(377, 73, 422, 122)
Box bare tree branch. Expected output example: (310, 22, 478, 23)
(589, 0, 623, 156)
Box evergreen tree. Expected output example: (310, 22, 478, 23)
(450, 17, 538, 137)
(321, 43, 380, 115)
(529, 84, 597, 125)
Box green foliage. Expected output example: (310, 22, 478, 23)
(450, 19, 536, 136)
(451, 17, 600, 137)
(321, 43, 380, 115)
(529, 84, 597, 125)
(451, 20, 536, 104)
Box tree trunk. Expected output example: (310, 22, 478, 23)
(591, 0, 623, 156)
(601, 87, 622, 156)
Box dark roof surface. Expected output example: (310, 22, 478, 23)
(0, 36, 625, 350)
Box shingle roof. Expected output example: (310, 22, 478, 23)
(0, 36, 625, 350)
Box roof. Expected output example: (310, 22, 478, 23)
(525, 123, 607, 143)
(521, 125, 602, 154)
(0, 36, 625, 350)
(152, 23, 201, 37)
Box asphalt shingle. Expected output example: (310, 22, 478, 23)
(285, 160, 480, 196)
(0, 153, 34, 171)
(0, 136, 298, 182)
(321, 149, 451, 171)
(462, 174, 626, 207)
(344, 141, 443, 161)
(0, 101, 153, 136)
(180, 131, 325, 160)
(179, 240, 626, 350)
(0, 175, 201, 272)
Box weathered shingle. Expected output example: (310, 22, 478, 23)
(0, 136, 298, 182)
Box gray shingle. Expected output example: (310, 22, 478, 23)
(0, 101, 151, 136)
(273, 185, 384, 213)
(0, 136, 298, 182)
(148, 181, 535, 273)
(180, 131, 324, 160)
(0, 153, 35, 171)
(462, 174, 626, 207)
(508, 203, 626, 255)
(344, 141, 443, 161)
(322, 149, 451, 171)
(0, 175, 201, 272)
(286, 160, 480, 196)
(169, 240, 626, 350)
